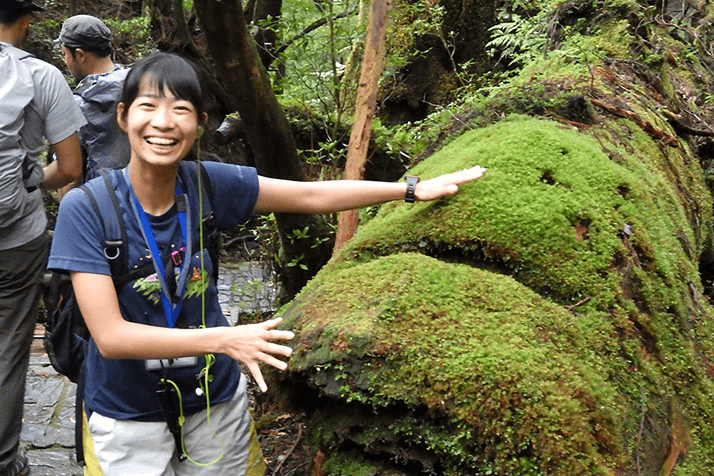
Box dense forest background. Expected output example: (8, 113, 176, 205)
(35, 0, 513, 298)
(25, 0, 714, 474)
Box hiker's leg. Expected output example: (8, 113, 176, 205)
(85, 411, 176, 476)
(0, 232, 49, 470)
(175, 375, 266, 476)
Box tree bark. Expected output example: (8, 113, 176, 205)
(246, 0, 283, 71)
(193, 0, 334, 299)
(333, 0, 391, 253)
(172, 0, 198, 54)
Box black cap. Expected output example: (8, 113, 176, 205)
(55, 14, 111, 50)
(0, 0, 44, 12)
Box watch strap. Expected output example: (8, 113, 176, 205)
(404, 175, 420, 203)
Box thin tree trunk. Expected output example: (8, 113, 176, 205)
(172, 0, 198, 54)
(333, 0, 391, 253)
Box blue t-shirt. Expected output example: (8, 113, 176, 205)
(48, 160, 259, 421)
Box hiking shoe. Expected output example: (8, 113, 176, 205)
(0, 447, 29, 476)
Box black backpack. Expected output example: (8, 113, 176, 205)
(43, 160, 218, 465)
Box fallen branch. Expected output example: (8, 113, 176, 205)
(589, 97, 679, 147)
(274, 8, 358, 58)
(661, 109, 714, 137)
(565, 296, 591, 312)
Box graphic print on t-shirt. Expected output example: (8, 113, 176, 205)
(131, 243, 209, 304)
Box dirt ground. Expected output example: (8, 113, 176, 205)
(247, 378, 317, 476)
(249, 380, 318, 476)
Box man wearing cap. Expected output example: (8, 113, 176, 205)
(56, 14, 130, 187)
(0, 1, 85, 475)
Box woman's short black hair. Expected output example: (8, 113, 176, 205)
(120, 51, 205, 120)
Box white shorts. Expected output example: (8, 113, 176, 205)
(83, 376, 265, 476)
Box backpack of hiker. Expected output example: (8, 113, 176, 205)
(0, 43, 44, 224)
(42, 160, 218, 465)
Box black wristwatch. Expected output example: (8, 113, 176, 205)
(404, 175, 420, 203)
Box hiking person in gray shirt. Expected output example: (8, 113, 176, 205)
(0, 1, 85, 474)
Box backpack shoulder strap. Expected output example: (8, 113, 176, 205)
(179, 159, 215, 226)
(79, 171, 127, 276)
(179, 160, 218, 246)
(179, 160, 220, 282)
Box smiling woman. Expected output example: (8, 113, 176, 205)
(118, 85, 199, 166)
(46, 51, 486, 476)
(115, 55, 206, 215)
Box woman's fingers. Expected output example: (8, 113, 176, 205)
(415, 165, 487, 201)
(265, 341, 294, 357)
(259, 351, 291, 371)
(269, 329, 296, 342)
(246, 362, 268, 392)
(447, 165, 487, 185)
(245, 344, 293, 392)
(231, 318, 296, 392)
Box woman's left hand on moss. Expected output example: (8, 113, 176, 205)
(414, 165, 487, 202)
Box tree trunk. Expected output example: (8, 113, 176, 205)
(246, 0, 283, 71)
(193, 0, 334, 299)
(333, 0, 391, 253)
(172, 0, 198, 54)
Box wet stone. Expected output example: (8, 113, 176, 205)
(24, 376, 63, 424)
(28, 449, 82, 476)
(20, 423, 46, 444)
(217, 262, 279, 322)
(29, 426, 75, 449)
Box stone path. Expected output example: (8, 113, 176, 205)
(21, 263, 278, 475)
(23, 351, 81, 475)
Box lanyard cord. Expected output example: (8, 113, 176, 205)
(124, 167, 193, 328)
(190, 156, 224, 466)
(197, 161, 206, 327)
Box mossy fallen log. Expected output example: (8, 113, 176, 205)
(274, 115, 714, 475)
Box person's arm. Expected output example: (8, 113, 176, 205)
(71, 271, 294, 392)
(57, 179, 80, 201)
(254, 166, 487, 214)
(41, 133, 82, 191)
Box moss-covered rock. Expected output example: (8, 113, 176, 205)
(282, 253, 625, 474)
(276, 115, 714, 475)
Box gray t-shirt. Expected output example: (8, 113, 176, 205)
(0, 42, 86, 250)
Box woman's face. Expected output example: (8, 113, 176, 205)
(118, 77, 199, 169)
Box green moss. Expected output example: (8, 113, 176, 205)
(593, 19, 634, 58)
(333, 117, 676, 305)
(283, 253, 625, 473)
(321, 450, 385, 476)
(279, 112, 714, 473)
(281, 0, 714, 472)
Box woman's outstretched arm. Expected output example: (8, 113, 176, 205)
(254, 166, 487, 214)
